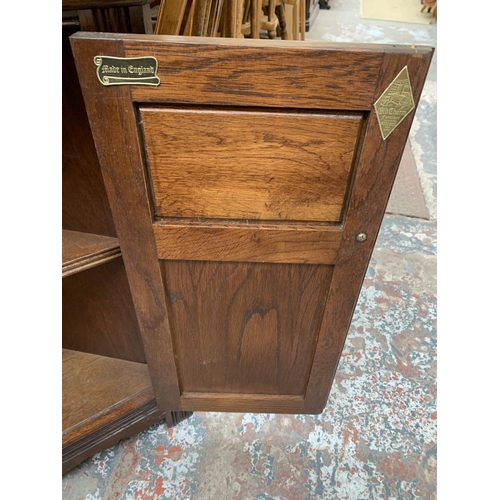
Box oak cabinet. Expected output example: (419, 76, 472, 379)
(62, 6, 191, 474)
(71, 33, 433, 415)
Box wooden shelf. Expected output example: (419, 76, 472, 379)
(62, 230, 121, 278)
(62, 8, 195, 475)
(62, 349, 164, 473)
(63, 349, 154, 442)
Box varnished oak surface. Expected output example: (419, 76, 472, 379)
(62, 230, 121, 277)
(62, 27, 117, 237)
(127, 36, 384, 110)
(63, 24, 192, 476)
(62, 257, 147, 363)
(153, 222, 343, 264)
(180, 393, 305, 413)
(63, 400, 163, 474)
(71, 33, 433, 414)
(71, 35, 182, 411)
(62, 349, 153, 440)
(302, 49, 434, 412)
(141, 107, 362, 222)
(164, 260, 333, 395)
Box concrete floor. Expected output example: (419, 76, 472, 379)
(63, 2, 437, 498)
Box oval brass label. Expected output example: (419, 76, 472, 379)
(94, 56, 160, 87)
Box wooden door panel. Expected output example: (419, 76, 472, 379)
(141, 107, 362, 221)
(153, 222, 343, 264)
(127, 39, 384, 110)
(71, 33, 433, 414)
(164, 260, 333, 395)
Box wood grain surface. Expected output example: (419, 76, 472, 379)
(61, 346, 182, 475)
(63, 385, 157, 448)
(180, 393, 305, 413)
(63, 399, 164, 474)
(71, 35, 181, 410)
(119, 34, 386, 109)
(63, 28, 117, 238)
(62, 257, 147, 363)
(62, 230, 121, 277)
(154, 0, 188, 34)
(141, 107, 362, 221)
(71, 32, 433, 414)
(163, 260, 333, 395)
(64, 24, 195, 476)
(62, 349, 152, 435)
(63, 407, 192, 476)
(77, 3, 153, 32)
(303, 48, 435, 412)
(153, 222, 342, 264)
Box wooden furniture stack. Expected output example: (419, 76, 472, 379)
(62, 1, 191, 475)
(71, 33, 433, 415)
(154, 0, 305, 39)
(305, 0, 319, 32)
(421, 0, 437, 23)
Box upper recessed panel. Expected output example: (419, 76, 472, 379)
(140, 107, 362, 222)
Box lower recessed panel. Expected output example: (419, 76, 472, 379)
(163, 260, 334, 396)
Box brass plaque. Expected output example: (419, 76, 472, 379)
(94, 56, 160, 86)
(373, 66, 415, 140)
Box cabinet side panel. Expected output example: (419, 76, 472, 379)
(62, 27, 117, 237)
(62, 258, 147, 363)
(163, 260, 333, 396)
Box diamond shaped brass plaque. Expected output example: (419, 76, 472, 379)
(373, 66, 415, 140)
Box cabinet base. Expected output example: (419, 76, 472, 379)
(63, 404, 192, 475)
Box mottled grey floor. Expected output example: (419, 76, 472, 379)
(63, 2, 437, 498)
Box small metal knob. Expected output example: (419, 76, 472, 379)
(356, 233, 367, 242)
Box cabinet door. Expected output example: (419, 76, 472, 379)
(71, 33, 432, 413)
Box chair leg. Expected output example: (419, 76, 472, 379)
(292, 0, 298, 40)
(236, 0, 245, 37)
(300, 0, 305, 40)
(181, 0, 196, 34)
(267, 0, 277, 38)
(251, 0, 263, 38)
(276, 3, 288, 39)
(224, 0, 238, 37)
(283, 1, 295, 40)
(194, 0, 209, 35)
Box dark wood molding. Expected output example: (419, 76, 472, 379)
(62, 349, 192, 475)
(63, 399, 192, 475)
(63, 0, 153, 11)
(62, 230, 121, 278)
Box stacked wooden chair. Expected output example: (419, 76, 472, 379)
(154, 0, 304, 39)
